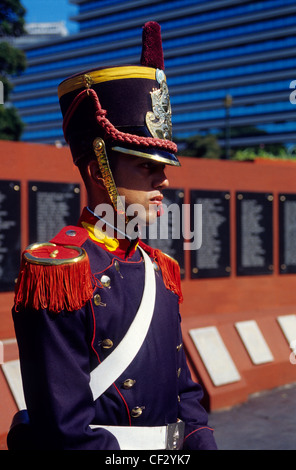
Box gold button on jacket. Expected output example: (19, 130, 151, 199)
(122, 379, 136, 389)
(101, 339, 113, 349)
(131, 406, 144, 418)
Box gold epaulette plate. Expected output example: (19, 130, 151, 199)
(24, 242, 86, 266)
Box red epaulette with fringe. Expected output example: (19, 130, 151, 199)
(138, 240, 183, 304)
(14, 226, 93, 314)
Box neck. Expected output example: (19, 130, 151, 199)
(78, 207, 139, 259)
(86, 206, 132, 242)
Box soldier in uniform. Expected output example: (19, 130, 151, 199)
(8, 22, 217, 450)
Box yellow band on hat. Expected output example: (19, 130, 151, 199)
(58, 66, 161, 99)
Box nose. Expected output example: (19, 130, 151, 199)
(153, 166, 169, 190)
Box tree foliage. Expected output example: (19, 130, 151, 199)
(177, 127, 291, 161)
(0, 104, 23, 140)
(176, 134, 221, 159)
(0, 0, 27, 140)
(0, 0, 26, 37)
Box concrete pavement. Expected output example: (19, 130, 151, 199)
(208, 382, 296, 450)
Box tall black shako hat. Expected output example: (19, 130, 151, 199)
(58, 21, 179, 168)
(58, 22, 179, 214)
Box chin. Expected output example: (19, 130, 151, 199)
(148, 211, 159, 225)
(138, 217, 154, 228)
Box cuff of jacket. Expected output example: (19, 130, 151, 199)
(183, 425, 218, 450)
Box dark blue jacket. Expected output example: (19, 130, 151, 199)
(11, 218, 217, 450)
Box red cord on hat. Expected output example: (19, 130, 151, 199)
(62, 87, 177, 154)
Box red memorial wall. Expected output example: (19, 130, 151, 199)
(166, 157, 296, 411)
(1, 140, 296, 445)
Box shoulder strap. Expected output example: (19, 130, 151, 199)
(50, 225, 89, 247)
(89, 246, 156, 401)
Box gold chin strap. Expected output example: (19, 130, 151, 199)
(92, 137, 126, 218)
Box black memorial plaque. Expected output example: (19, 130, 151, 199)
(279, 193, 296, 274)
(236, 191, 273, 276)
(0, 180, 21, 291)
(29, 181, 81, 244)
(190, 190, 231, 279)
(141, 188, 185, 277)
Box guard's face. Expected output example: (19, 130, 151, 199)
(112, 154, 169, 226)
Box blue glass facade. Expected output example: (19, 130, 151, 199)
(10, 0, 296, 152)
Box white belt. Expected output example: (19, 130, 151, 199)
(90, 421, 185, 450)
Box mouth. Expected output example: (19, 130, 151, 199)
(150, 193, 164, 204)
(149, 194, 164, 217)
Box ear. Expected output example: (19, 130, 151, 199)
(88, 159, 106, 189)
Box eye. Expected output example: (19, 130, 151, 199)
(139, 161, 166, 172)
(140, 161, 154, 170)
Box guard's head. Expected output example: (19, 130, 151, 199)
(58, 22, 180, 212)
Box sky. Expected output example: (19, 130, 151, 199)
(21, 0, 79, 34)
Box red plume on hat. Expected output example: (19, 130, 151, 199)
(141, 21, 165, 70)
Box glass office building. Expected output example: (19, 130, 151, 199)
(10, 0, 296, 154)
